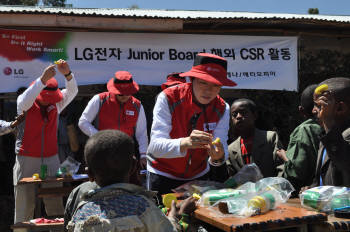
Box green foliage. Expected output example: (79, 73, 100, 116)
(308, 8, 319, 14)
(43, 0, 65, 7)
(128, 4, 140, 9)
(0, 0, 66, 6)
(0, 0, 38, 5)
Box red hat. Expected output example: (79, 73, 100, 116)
(161, 72, 186, 90)
(36, 78, 63, 104)
(180, 53, 237, 87)
(107, 71, 139, 95)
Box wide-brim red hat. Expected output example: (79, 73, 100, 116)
(107, 71, 139, 95)
(180, 53, 237, 87)
(36, 78, 63, 104)
(161, 72, 186, 90)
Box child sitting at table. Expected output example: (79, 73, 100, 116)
(226, 98, 284, 178)
(65, 130, 196, 232)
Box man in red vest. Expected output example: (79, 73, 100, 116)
(147, 53, 237, 195)
(14, 60, 78, 223)
(78, 71, 148, 173)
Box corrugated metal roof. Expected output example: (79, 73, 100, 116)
(0, 5, 350, 23)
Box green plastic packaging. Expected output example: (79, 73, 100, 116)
(202, 189, 243, 206)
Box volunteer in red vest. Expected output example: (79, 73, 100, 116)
(14, 60, 78, 223)
(147, 53, 237, 195)
(78, 71, 148, 169)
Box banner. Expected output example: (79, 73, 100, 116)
(0, 29, 298, 93)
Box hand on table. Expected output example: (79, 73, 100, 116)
(168, 196, 197, 220)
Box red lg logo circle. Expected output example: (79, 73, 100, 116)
(3, 67, 12, 75)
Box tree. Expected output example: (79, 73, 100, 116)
(308, 8, 319, 14)
(0, 0, 66, 6)
(0, 0, 38, 5)
(128, 4, 140, 9)
(43, 0, 65, 7)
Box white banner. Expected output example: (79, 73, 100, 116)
(0, 29, 298, 93)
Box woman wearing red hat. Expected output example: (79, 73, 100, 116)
(78, 71, 148, 178)
(147, 53, 237, 196)
(14, 60, 78, 223)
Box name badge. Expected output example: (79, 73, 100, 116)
(47, 105, 55, 112)
(204, 122, 217, 131)
(126, 110, 134, 116)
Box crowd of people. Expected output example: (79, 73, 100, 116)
(2, 53, 350, 231)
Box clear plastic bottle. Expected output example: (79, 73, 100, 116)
(224, 163, 263, 188)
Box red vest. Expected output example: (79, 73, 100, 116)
(96, 92, 140, 137)
(151, 83, 226, 178)
(18, 101, 58, 158)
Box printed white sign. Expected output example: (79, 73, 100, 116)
(0, 29, 298, 93)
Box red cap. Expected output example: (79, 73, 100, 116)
(107, 71, 139, 95)
(180, 53, 237, 87)
(161, 72, 186, 90)
(36, 78, 63, 104)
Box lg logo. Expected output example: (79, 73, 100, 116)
(3, 67, 24, 75)
(3, 67, 12, 75)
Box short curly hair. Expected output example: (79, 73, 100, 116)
(84, 130, 135, 186)
(231, 98, 257, 114)
(300, 84, 318, 117)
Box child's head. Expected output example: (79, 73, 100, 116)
(317, 77, 350, 103)
(299, 84, 318, 119)
(230, 98, 257, 135)
(84, 130, 135, 187)
(313, 77, 350, 125)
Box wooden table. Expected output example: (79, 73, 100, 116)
(18, 175, 88, 198)
(194, 198, 327, 232)
(12, 175, 88, 232)
(285, 198, 350, 232)
(12, 221, 63, 232)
